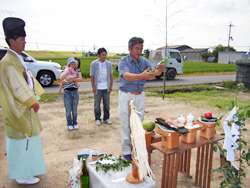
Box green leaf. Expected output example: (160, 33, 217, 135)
(246, 153, 250, 160)
(213, 146, 218, 152)
(216, 105, 222, 109)
(220, 114, 226, 120)
(230, 100, 235, 110)
(95, 155, 131, 173)
(237, 108, 246, 118)
(246, 109, 250, 117)
(241, 140, 247, 145)
(238, 144, 243, 150)
(220, 150, 225, 158)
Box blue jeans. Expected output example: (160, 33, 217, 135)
(94, 89, 110, 121)
(63, 89, 79, 127)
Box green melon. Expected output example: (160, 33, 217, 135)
(142, 120, 155, 132)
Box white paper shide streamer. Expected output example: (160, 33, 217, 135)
(129, 100, 155, 181)
(223, 106, 240, 170)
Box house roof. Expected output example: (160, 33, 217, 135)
(181, 48, 208, 53)
(157, 45, 192, 50)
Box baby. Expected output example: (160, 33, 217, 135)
(58, 57, 80, 93)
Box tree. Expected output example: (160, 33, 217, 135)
(212, 83, 250, 188)
(201, 51, 213, 62)
(212, 44, 236, 62)
(143, 49, 150, 59)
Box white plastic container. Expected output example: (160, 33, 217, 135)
(87, 163, 156, 188)
(177, 115, 186, 125)
(186, 113, 194, 126)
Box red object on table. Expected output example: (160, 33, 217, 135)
(204, 112, 212, 118)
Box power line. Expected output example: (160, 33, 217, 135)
(1, 37, 249, 51)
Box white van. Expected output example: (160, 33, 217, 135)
(0, 47, 62, 87)
(149, 49, 183, 80)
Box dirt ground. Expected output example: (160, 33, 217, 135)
(0, 90, 249, 188)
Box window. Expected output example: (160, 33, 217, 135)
(170, 52, 182, 63)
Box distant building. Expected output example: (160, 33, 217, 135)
(218, 51, 250, 64)
(157, 45, 191, 52)
(157, 45, 208, 62)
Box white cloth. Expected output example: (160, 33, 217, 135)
(223, 106, 240, 170)
(8, 48, 34, 90)
(118, 91, 145, 155)
(129, 100, 155, 180)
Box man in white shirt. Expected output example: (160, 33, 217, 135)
(90, 48, 113, 125)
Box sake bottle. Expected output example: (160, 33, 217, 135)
(81, 158, 89, 188)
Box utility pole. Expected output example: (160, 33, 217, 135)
(162, 0, 167, 100)
(227, 22, 234, 51)
(227, 22, 234, 64)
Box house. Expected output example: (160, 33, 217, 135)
(157, 45, 192, 52)
(218, 51, 250, 64)
(157, 45, 208, 62)
(181, 48, 208, 62)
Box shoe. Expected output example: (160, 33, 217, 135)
(74, 125, 78, 130)
(96, 120, 101, 126)
(16, 177, 40, 185)
(105, 119, 112, 125)
(124, 154, 132, 160)
(68, 125, 74, 130)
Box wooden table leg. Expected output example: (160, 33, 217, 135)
(147, 147, 153, 167)
(207, 142, 214, 188)
(179, 150, 192, 178)
(161, 154, 167, 188)
(173, 153, 180, 188)
(195, 147, 200, 185)
(194, 143, 215, 188)
(161, 153, 180, 188)
(202, 144, 210, 186)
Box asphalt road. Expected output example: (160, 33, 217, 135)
(44, 74, 236, 93)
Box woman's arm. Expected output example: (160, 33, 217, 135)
(60, 70, 71, 81)
(66, 72, 83, 82)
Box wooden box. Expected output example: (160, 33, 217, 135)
(181, 125, 203, 143)
(196, 120, 216, 139)
(157, 127, 180, 149)
(145, 131, 155, 148)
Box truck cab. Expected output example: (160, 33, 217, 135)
(149, 49, 183, 80)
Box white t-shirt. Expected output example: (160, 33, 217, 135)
(97, 61, 108, 90)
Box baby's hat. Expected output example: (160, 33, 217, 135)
(67, 57, 77, 66)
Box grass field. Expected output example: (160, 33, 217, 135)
(183, 61, 236, 74)
(36, 56, 236, 79)
(26, 50, 236, 80)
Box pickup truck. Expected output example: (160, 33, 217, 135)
(109, 49, 183, 80)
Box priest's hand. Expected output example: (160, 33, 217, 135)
(32, 102, 40, 113)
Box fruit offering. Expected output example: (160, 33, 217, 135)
(204, 112, 212, 118)
(142, 120, 155, 132)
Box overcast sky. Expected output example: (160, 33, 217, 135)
(0, 0, 250, 53)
